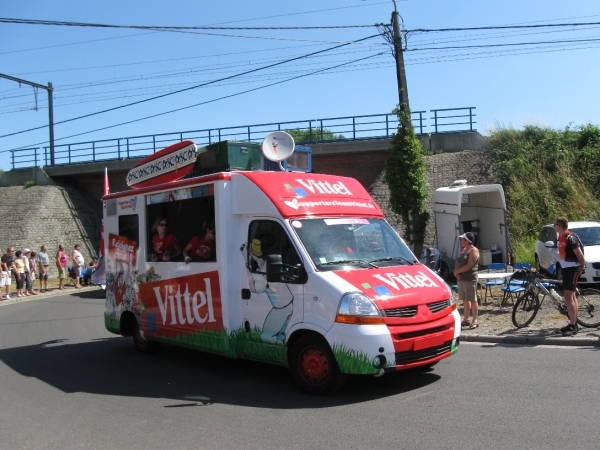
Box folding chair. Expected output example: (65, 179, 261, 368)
(500, 269, 529, 307)
(509, 262, 532, 287)
(482, 262, 508, 304)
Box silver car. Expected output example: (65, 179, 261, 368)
(534, 221, 600, 284)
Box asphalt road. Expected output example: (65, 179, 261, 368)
(1, 289, 599, 450)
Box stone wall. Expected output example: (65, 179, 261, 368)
(369, 149, 495, 246)
(0, 183, 101, 273)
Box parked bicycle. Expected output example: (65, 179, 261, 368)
(511, 269, 600, 329)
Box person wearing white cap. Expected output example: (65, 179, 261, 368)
(453, 232, 480, 329)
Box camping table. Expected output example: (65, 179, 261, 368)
(476, 272, 515, 307)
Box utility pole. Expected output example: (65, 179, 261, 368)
(391, 0, 410, 112)
(0, 73, 55, 165)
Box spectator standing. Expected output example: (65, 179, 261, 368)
(72, 244, 84, 288)
(453, 232, 480, 329)
(22, 249, 37, 296)
(13, 250, 26, 297)
(56, 244, 68, 290)
(29, 251, 39, 294)
(555, 217, 586, 336)
(38, 245, 50, 292)
(1, 247, 16, 300)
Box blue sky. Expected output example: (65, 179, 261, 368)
(1, 0, 599, 171)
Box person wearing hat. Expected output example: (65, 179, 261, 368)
(72, 244, 85, 288)
(453, 232, 480, 329)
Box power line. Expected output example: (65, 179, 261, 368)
(4, 52, 385, 152)
(405, 21, 600, 33)
(0, 34, 381, 139)
(406, 37, 600, 52)
(0, 17, 376, 30)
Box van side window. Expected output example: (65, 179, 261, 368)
(119, 214, 139, 245)
(146, 185, 216, 262)
(247, 220, 301, 274)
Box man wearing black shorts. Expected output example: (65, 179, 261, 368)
(555, 217, 586, 336)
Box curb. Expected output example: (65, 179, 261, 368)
(0, 285, 101, 307)
(461, 333, 600, 347)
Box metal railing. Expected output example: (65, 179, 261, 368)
(9, 107, 476, 170)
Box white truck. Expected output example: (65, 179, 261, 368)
(432, 180, 509, 280)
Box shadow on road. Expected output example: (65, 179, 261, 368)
(0, 336, 442, 408)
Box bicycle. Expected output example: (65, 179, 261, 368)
(511, 269, 600, 329)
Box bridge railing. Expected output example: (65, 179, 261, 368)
(9, 107, 476, 170)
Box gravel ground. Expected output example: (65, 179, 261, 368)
(459, 287, 600, 339)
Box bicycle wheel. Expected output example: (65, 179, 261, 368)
(576, 288, 600, 328)
(512, 291, 540, 328)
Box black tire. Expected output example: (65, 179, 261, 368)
(512, 291, 540, 328)
(576, 288, 600, 328)
(555, 264, 563, 282)
(289, 334, 347, 395)
(534, 254, 541, 273)
(133, 320, 161, 354)
(440, 263, 455, 283)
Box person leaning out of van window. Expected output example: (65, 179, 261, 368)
(150, 216, 182, 262)
(453, 232, 480, 330)
(183, 220, 216, 263)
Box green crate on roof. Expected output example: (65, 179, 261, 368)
(196, 140, 261, 174)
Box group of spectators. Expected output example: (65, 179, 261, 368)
(0, 244, 94, 300)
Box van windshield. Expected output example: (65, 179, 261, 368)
(291, 218, 417, 271)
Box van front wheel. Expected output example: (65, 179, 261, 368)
(289, 334, 346, 395)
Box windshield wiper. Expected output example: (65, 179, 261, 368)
(370, 256, 416, 265)
(319, 259, 378, 268)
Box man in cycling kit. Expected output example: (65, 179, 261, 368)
(555, 217, 586, 336)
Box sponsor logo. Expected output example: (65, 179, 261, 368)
(372, 271, 440, 291)
(118, 197, 137, 211)
(109, 233, 137, 266)
(294, 179, 352, 196)
(138, 272, 223, 332)
(126, 143, 196, 187)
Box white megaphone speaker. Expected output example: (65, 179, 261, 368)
(261, 131, 295, 171)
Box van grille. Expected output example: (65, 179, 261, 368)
(395, 341, 452, 365)
(592, 262, 600, 270)
(383, 306, 417, 318)
(427, 300, 450, 313)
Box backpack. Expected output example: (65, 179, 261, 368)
(566, 232, 584, 261)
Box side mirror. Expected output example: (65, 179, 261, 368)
(544, 240, 556, 248)
(266, 254, 283, 283)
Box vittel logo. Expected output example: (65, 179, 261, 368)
(372, 271, 440, 290)
(153, 278, 216, 325)
(295, 179, 352, 196)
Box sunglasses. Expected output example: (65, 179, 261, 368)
(158, 223, 168, 227)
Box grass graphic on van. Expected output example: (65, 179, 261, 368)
(331, 343, 379, 375)
(149, 326, 288, 363)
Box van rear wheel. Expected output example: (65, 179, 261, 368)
(133, 320, 161, 354)
(289, 334, 346, 395)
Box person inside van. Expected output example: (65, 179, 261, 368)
(149, 216, 181, 262)
(183, 220, 216, 263)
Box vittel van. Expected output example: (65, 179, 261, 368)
(102, 137, 460, 394)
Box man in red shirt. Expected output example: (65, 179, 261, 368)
(555, 217, 586, 336)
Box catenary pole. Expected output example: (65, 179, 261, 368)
(0, 73, 55, 165)
(391, 0, 410, 111)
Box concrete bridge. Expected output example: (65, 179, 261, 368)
(0, 132, 491, 266)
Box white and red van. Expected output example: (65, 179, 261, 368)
(102, 137, 460, 394)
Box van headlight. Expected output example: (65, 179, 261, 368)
(335, 292, 384, 325)
(444, 282, 457, 310)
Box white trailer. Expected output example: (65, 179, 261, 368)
(432, 180, 509, 280)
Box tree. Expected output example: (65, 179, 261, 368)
(384, 106, 429, 258)
(286, 127, 345, 142)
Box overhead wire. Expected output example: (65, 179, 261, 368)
(3, 51, 386, 152)
(0, 33, 381, 139)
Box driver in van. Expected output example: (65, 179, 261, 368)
(149, 216, 182, 262)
